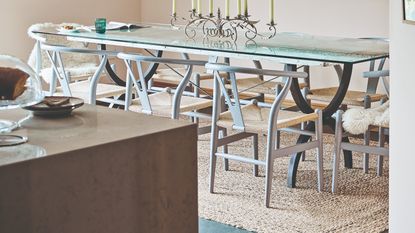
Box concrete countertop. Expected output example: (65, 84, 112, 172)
(0, 105, 194, 167)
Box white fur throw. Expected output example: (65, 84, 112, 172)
(342, 101, 389, 135)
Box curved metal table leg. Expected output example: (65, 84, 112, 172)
(287, 63, 354, 188)
(99, 44, 163, 86)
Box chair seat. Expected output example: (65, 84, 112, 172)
(41, 63, 100, 83)
(342, 101, 390, 135)
(217, 104, 318, 134)
(152, 68, 227, 85)
(307, 87, 387, 106)
(129, 91, 212, 117)
(227, 77, 306, 95)
(56, 80, 125, 101)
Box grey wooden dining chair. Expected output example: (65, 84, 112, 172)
(331, 70, 389, 193)
(306, 38, 389, 109)
(147, 54, 229, 124)
(117, 53, 234, 169)
(117, 53, 214, 119)
(305, 58, 388, 108)
(305, 38, 389, 172)
(206, 63, 324, 208)
(27, 23, 116, 92)
(39, 43, 125, 106)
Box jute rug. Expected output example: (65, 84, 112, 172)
(197, 132, 388, 233)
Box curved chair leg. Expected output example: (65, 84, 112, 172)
(209, 76, 221, 194)
(264, 152, 274, 208)
(363, 96, 372, 174)
(253, 134, 259, 177)
(332, 110, 344, 193)
(377, 127, 385, 176)
(265, 131, 276, 207)
(210, 125, 219, 193)
(219, 128, 229, 171)
(315, 110, 324, 192)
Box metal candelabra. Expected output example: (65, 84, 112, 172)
(171, 8, 277, 42)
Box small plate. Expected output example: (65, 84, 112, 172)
(57, 25, 80, 33)
(23, 96, 84, 118)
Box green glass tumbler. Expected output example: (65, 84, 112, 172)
(95, 18, 106, 34)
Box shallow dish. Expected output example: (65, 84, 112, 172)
(57, 25, 80, 33)
(23, 96, 84, 118)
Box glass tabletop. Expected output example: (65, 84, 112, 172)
(33, 23, 389, 64)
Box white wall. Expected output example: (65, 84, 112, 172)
(0, 0, 141, 61)
(141, 0, 389, 92)
(390, 0, 415, 232)
(0, 0, 389, 92)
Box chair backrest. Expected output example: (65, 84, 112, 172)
(205, 63, 308, 131)
(363, 70, 390, 98)
(39, 43, 118, 99)
(117, 52, 207, 118)
(27, 23, 97, 73)
(358, 38, 389, 94)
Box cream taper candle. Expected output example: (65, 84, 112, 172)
(270, 0, 274, 23)
(172, 0, 176, 15)
(192, 0, 196, 10)
(197, 0, 202, 14)
(209, 0, 214, 15)
(237, 0, 241, 15)
(244, 0, 248, 16)
(225, 0, 230, 18)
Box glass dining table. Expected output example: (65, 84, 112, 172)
(32, 22, 389, 188)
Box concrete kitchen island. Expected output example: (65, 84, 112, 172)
(0, 105, 198, 233)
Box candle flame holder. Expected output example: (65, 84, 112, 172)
(171, 8, 276, 42)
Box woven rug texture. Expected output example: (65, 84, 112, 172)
(197, 132, 389, 233)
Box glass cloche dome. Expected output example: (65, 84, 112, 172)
(0, 55, 44, 134)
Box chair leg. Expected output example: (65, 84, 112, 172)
(219, 128, 229, 171)
(192, 114, 199, 124)
(192, 73, 201, 124)
(275, 131, 281, 149)
(264, 151, 274, 208)
(315, 110, 324, 192)
(253, 134, 259, 177)
(377, 127, 385, 176)
(265, 129, 276, 207)
(209, 125, 219, 193)
(363, 129, 370, 174)
(209, 76, 221, 194)
(301, 122, 306, 161)
(363, 96, 372, 174)
(332, 110, 343, 193)
(301, 86, 310, 162)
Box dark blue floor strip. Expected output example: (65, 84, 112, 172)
(199, 218, 255, 233)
